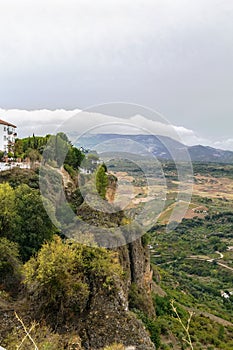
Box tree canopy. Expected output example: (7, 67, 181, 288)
(0, 183, 56, 261)
(14, 133, 84, 171)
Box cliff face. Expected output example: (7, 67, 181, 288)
(129, 240, 155, 317)
(118, 239, 155, 318)
(0, 168, 156, 350)
(0, 241, 155, 350)
(78, 284, 155, 350)
(76, 239, 155, 349)
(106, 174, 155, 318)
(54, 169, 156, 348)
(105, 174, 118, 203)
(70, 216, 156, 346)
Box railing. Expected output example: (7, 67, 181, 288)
(0, 162, 31, 172)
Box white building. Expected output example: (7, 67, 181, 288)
(0, 119, 17, 154)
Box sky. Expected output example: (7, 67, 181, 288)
(0, 1, 233, 149)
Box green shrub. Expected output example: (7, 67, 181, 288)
(153, 294, 173, 317)
(0, 237, 22, 293)
(64, 163, 76, 179)
(23, 236, 90, 321)
(5, 323, 68, 350)
(23, 236, 122, 323)
(128, 282, 146, 311)
(141, 233, 150, 247)
(133, 309, 161, 348)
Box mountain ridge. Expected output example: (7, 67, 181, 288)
(76, 133, 233, 164)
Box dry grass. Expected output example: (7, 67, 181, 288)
(171, 300, 194, 350)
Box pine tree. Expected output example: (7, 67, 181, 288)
(95, 164, 108, 199)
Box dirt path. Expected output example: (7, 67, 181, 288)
(187, 253, 233, 272)
(216, 251, 224, 259)
(56, 166, 74, 188)
(185, 307, 233, 327)
(200, 311, 233, 326)
(217, 262, 233, 272)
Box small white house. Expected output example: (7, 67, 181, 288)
(0, 119, 17, 154)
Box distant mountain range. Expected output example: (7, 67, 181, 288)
(75, 134, 233, 164)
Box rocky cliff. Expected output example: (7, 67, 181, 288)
(0, 167, 156, 350)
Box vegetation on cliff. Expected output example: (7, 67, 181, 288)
(0, 145, 156, 350)
(14, 133, 84, 172)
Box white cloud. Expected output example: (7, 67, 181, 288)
(1, 108, 232, 151)
(213, 139, 233, 151)
(0, 108, 80, 137)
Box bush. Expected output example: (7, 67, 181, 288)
(153, 294, 173, 317)
(0, 238, 22, 293)
(23, 236, 122, 324)
(141, 233, 150, 247)
(128, 282, 147, 311)
(64, 163, 76, 179)
(23, 236, 90, 322)
(133, 309, 161, 348)
(5, 323, 71, 350)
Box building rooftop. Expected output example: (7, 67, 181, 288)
(0, 118, 16, 128)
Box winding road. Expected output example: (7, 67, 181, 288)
(187, 250, 233, 272)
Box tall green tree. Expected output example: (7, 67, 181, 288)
(64, 147, 85, 170)
(95, 164, 108, 199)
(13, 184, 56, 261)
(0, 183, 17, 237)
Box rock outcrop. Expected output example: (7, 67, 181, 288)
(78, 285, 155, 350)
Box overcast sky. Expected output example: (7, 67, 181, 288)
(0, 1, 233, 149)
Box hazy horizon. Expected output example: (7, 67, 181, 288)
(1, 107, 233, 151)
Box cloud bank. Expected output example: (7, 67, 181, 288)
(0, 108, 232, 151)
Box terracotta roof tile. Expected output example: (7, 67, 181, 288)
(0, 119, 17, 128)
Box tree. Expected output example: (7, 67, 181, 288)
(25, 148, 41, 168)
(55, 134, 69, 167)
(57, 132, 70, 143)
(14, 184, 56, 261)
(0, 237, 22, 292)
(95, 164, 108, 199)
(44, 134, 71, 167)
(0, 183, 17, 237)
(64, 146, 85, 170)
(42, 144, 56, 165)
